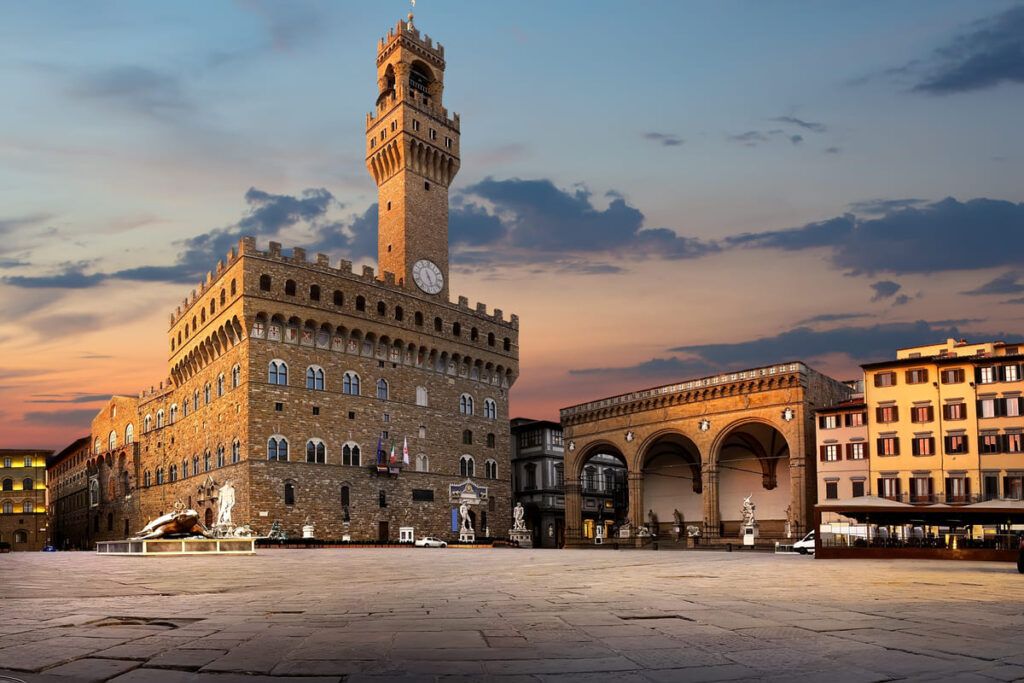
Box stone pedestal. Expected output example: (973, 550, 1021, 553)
(302, 525, 315, 539)
(459, 529, 476, 543)
(509, 530, 532, 548)
(742, 524, 758, 547)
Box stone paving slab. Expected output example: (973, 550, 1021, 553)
(1, 549, 1023, 680)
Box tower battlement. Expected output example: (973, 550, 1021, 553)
(378, 17, 445, 66)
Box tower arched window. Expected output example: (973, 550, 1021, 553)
(416, 454, 429, 472)
(231, 439, 240, 463)
(143, 471, 152, 487)
(462, 429, 473, 445)
(341, 485, 351, 521)
(471, 327, 478, 341)
(108, 430, 117, 451)
(376, 379, 389, 400)
(144, 415, 152, 433)
(306, 366, 325, 391)
(193, 390, 199, 411)
(231, 364, 241, 388)
(415, 312, 423, 326)
(333, 290, 344, 306)
(204, 450, 211, 471)
(487, 332, 495, 347)
(169, 464, 178, 482)
(217, 444, 225, 467)
(394, 306, 403, 321)
(434, 317, 442, 332)
(259, 274, 272, 291)
(355, 296, 366, 312)
(485, 459, 498, 479)
(169, 404, 178, 423)
(377, 301, 387, 316)
(269, 360, 288, 385)
(192, 455, 200, 476)
(459, 394, 474, 416)
(486, 433, 496, 448)
(284, 279, 296, 296)
(460, 455, 475, 477)
(204, 383, 211, 404)
(342, 443, 361, 467)
(484, 398, 497, 420)
(309, 284, 321, 301)
(181, 458, 188, 479)
(306, 439, 326, 464)
(230, 279, 236, 296)
(343, 371, 361, 395)
(156, 409, 165, 429)
(452, 322, 461, 337)
(125, 423, 134, 445)
(210, 299, 216, 315)
(268, 436, 289, 461)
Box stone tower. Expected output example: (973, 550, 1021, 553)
(366, 14, 460, 300)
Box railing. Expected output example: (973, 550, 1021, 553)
(822, 532, 1021, 552)
(881, 493, 984, 505)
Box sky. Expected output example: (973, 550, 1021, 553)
(2, 0, 1024, 449)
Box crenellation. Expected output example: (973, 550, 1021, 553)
(292, 247, 306, 263)
(339, 258, 352, 273)
(383, 271, 396, 285)
(475, 302, 487, 314)
(240, 236, 256, 253)
(269, 241, 282, 257)
(361, 265, 375, 280)
(493, 309, 503, 322)
(316, 253, 330, 267)
(458, 296, 469, 308)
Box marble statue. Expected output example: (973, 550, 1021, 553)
(741, 494, 756, 527)
(459, 502, 471, 531)
(512, 502, 526, 531)
(135, 501, 210, 540)
(217, 480, 235, 527)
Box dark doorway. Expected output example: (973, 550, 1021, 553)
(378, 521, 389, 542)
(204, 507, 214, 528)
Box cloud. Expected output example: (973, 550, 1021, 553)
(68, 65, 190, 119)
(27, 394, 111, 404)
(235, 0, 328, 53)
(824, 146, 842, 155)
(2, 263, 105, 289)
(789, 135, 803, 145)
(795, 313, 871, 326)
(847, 198, 927, 215)
(913, 6, 1024, 94)
(870, 280, 902, 301)
(728, 130, 771, 146)
(771, 116, 827, 133)
(962, 271, 1024, 296)
(571, 320, 1022, 380)
(22, 408, 97, 428)
(724, 196, 1024, 275)
(642, 132, 684, 147)
(893, 294, 911, 306)
(1005, 297, 1024, 305)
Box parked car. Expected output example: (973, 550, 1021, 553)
(414, 537, 447, 548)
(793, 531, 815, 555)
(41, 545, 57, 552)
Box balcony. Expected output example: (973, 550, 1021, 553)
(882, 493, 982, 505)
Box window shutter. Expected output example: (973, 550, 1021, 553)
(894, 438, 901, 456)
(977, 399, 983, 416)
(927, 406, 934, 422)
(929, 437, 935, 455)
(965, 477, 971, 497)
(892, 406, 899, 421)
(819, 445, 826, 462)
(875, 407, 883, 422)
(818, 416, 825, 429)
(877, 478, 884, 496)
(874, 374, 882, 387)
(863, 441, 870, 458)
(876, 438, 883, 455)
(975, 367, 983, 384)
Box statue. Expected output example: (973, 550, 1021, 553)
(673, 509, 684, 541)
(512, 502, 526, 531)
(784, 504, 793, 539)
(741, 494, 756, 527)
(217, 480, 235, 527)
(459, 502, 471, 531)
(648, 509, 659, 533)
(266, 521, 287, 540)
(135, 501, 211, 540)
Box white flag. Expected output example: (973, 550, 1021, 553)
(402, 436, 410, 465)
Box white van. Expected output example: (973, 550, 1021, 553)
(793, 531, 815, 555)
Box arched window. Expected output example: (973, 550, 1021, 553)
(342, 443, 361, 466)
(169, 404, 178, 423)
(217, 445, 225, 467)
(584, 466, 596, 490)
(284, 279, 296, 296)
(230, 279, 237, 296)
(268, 436, 289, 461)
(306, 366, 325, 390)
(309, 284, 321, 301)
(341, 485, 351, 521)
(284, 482, 295, 505)
(487, 332, 495, 347)
(416, 386, 428, 406)
(182, 397, 189, 416)
(485, 460, 498, 479)
(486, 433, 496, 448)
(169, 465, 178, 482)
(415, 311, 423, 326)
(460, 455, 475, 477)
(434, 317, 443, 332)
(143, 471, 152, 487)
(193, 390, 199, 411)
(108, 430, 117, 451)
(94, 437, 101, 454)
(204, 383, 211, 404)
(470, 327, 478, 341)
(232, 440, 240, 463)
(259, 274, 272, 291)
(156, 467, 165, 484)
(355, 296, 366, 312)
(211, 299, 216, 315)
(394, 306, 403, 321)
(14, 529, 28, 543)
(2, 501, 12, 513)
(192, 455, 199, 476)
(452, 322, 461, 337)
(377, 301, 387, 316)
(459, 394, 474, 416)
(181, 458, 188, 478)
(484, 398, 497, 420)
(125, 423, 134, 445)
(220, 288, 226, 305)
(204, 450, 211, 471)
(343, 371, 361, 395)
(306, 439, 326, 464)
(231, 364, 241, 388)
(416, 454, 429, 472)
(217, 373, 225, 397)
(22, 478, 33, 491)
(333, 290, 344, 306)
(269, 360, 288, 385)
(156, 409, 165, 429)
(462, 429, 473, 445)
(201, 308, 206, 324)
(144, 415, 153, 435)
(503, 337, 511, 352)
(376, 379, 389, 400)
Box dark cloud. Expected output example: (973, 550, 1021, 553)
(870, 280, 902, 301)
(27, 394, 110, 404)
(962, 271, 1024, 296)
(68, 65, 190, 119)
(0, 213, 51, 237)
(724, 196, 1024, 275)
(571, 320, 1022, 380)
(789, 135, 803, 145)
(22, 408, 97, 428)
(449, 201, 507, 247)
(795, 313, 871, 326)
(914, 6, 1024, 94)
(847, 198, 927, 215)
(235, 0, 327, 53)
(3, 264, 105, 289)
(1005, 297, 1024, 305)
(728, 130, 771, 146)
(824, 146, 842, 155)
(893, 294, 911, 306)
(771, 116, 827, 133)
(642, 132, 684, 147)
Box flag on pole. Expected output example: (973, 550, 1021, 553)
(402, 437, 410, 466)
(389, 440, 397, 464)
(375, 433, 384, 465)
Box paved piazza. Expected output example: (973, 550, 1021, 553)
(1, 549, 1023, 682)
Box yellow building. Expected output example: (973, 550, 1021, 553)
(0, 449, 51, 551)
(862, 338, 1023, 505)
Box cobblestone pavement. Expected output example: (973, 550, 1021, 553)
(1, 548, 1023, 682)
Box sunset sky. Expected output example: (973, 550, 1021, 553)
(2, 1, 1023, 450)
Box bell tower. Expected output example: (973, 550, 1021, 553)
(366, 13, 460, 299)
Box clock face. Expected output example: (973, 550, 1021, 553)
(412, 259, 444, 294)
